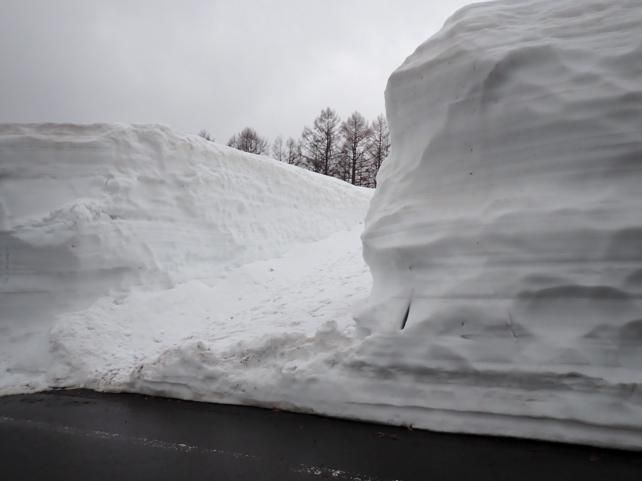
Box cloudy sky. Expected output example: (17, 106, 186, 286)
(1, 0, 470, 142)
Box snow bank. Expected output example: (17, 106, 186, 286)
(0, 123, 372, 392)
(51, 225, 372, 395)
(356, 0, 642, 447)
(126, 1, 642, 448)
(4, 0, 642, 450)
(0, 123, 369, 317)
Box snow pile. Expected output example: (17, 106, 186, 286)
(356, 0, 642, 447)
(0, 123, 369, 316)
(4, 0, 642, 450)
(118, 227, 370, 405)
(128, 1, 642, 447)
(0, 123, 372, 392)
(51, 226, 372, 394)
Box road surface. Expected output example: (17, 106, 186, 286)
(0, 390, 640, 480)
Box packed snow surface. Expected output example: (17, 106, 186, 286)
(3, 0, 642, 451)
(0, 123, 372, 394)
(360, 0, 642, 448)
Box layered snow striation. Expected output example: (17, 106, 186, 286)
(0, 123, 372, 392)
(359, 0, 642, 447)
(0, 123, 369, 322)
(3, 1, 642, 450)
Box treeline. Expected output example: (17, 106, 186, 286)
(200, 107, 390, 188)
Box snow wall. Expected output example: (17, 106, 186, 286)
(358, 0, 642, 447)
(0, 123, 371, 327)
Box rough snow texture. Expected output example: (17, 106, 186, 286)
(358, 0, 642, 447)
(0, 123, 371, 392)
(0, 123, 369, 315)
(4, 0, 642, 450)
(52, 226, 372, 397)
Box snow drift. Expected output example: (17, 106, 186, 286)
(0, 123, 369, 319)
(0, 123, 372, 392)
(3, 0, 642, 451)
(128, 0, 642, 450)
(357, 0, 642, 447)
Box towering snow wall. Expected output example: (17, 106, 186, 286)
(0, 123, 371, 324)
(358, 0, 642, 447)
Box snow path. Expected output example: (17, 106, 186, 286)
(49, 224, 370, 393)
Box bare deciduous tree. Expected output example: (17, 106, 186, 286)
(334, 143, 351, 183)
(368, 115, 391, 187)
(301, 107, 341, 176)
(225, 110, 387, 188)
(285, 137, 304, 166)
(272, 136, 285, 162)
(198, 129, 214, 142)
(340, 111, 372, 186)
(227, 127, 269, 155)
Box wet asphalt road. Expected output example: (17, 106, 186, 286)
(0, 390, 641, 481)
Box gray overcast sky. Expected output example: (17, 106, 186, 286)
(0, 0, 470, 142)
